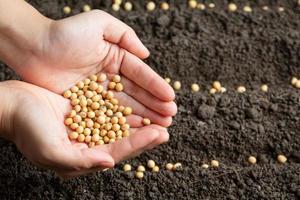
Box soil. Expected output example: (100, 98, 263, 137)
(1, 0, 300, 199)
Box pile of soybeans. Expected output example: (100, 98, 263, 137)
(63, 74, 132, 147)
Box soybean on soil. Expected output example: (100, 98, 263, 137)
(0, 0, 300, 199)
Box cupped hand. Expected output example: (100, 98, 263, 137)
(17, 10, 176, 127)
(1, 81, 170, 179)
(1, 10, 177, 178)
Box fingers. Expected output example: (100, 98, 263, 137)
(120, 51, 175, 102)
(102, 125, 169, 163)
(102, 72, 176, 117)
(98, 11, 149, 59)
(121, 76, 177, 116)
(114, 92, 173, 127)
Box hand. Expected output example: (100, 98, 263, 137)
(15, 10, 177, 127)
(0, 6, 177, 178)
(0, 81, 170, 178)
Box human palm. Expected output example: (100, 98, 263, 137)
(4, 81, 170, 178)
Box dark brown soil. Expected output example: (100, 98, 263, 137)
(1, 0, 300, 199)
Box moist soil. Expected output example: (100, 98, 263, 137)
(1, 0, 300, 199)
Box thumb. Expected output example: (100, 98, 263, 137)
(79, 147, 115, 169)
(97, 11, 150, 59)
(54, 146, 115, 179)
(52, 146, 114, 172)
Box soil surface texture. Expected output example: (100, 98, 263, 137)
(1, 0, 300, 199)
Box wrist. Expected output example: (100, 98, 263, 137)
(0, 0, 53, 72)
(0, 81, 17, 141)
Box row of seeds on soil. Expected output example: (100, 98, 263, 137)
(167, 76, 300, 94)
(124, 77, 293, 179)
(123, 154, 288, 179)
(62, 0, 300, 14)
(121, 76, 294, 179)
(63, 74, 151, 147)
(186, 1, 289, 12)
(123, 160, 182, 179)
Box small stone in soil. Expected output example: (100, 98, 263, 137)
(246, 107, 260, 119)
(197, 104, 216, 120)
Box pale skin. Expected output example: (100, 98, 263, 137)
(0, 0, 177, 178)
